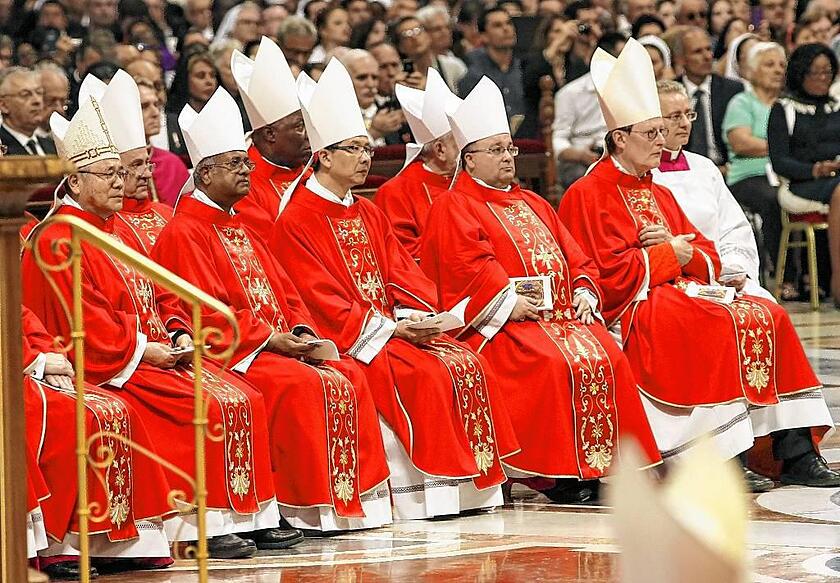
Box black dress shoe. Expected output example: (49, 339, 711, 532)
(42, 561, 98, 580)
(206, 533, 257, 559)
(780, 452, 840, 487)
(541, 479, 601, 504)
(241, 527, 304, 550)
(743, 468, 774, 493)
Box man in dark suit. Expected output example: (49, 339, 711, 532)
(675, 27, 743, 167)
(0, 67, 56, 156)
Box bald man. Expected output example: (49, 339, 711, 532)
(0, 67, 57, 155)
(340, 48, 405, 146)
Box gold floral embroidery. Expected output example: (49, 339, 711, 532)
(490, 200, 617, 477)
(328, 217, 390, 315)
(619, 187, 669, 230)
(424, 339, 504, 487)
(215, 225, 288, 333)
(118, 210, 169, 254)
(725, 298, 776, 398)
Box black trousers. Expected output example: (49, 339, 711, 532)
(739, 427, 813, 464)
(729, 175, 786, 279)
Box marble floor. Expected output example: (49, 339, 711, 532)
(98, 303, 840, 583)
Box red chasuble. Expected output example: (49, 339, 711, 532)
(22, 205, 276, 518)
(271, 185, 520, 490)
(232, 145, 304, 240)
(114, 197, 174, 255)
(558, 160, 821, 408)
(152, 196, 389, 517)
(22, 305, 174, 543)
(373, 160, 450, 260)
(419, 173, 661, 477)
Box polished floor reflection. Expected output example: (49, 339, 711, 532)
(99, 303, 840, 583)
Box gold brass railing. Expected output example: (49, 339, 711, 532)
(28, 212, 241, 583)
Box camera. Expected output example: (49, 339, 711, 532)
(577, 23, 592, 35)
(402, 58, 415, 74)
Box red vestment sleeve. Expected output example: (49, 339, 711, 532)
(373, 180, 423, 259)
(150, 223, 275, 365)
(270, 216, 385, 353)
(647, 242, 682, 286)
(362, 200, 439, 312)
(22, 228, 139, 385)
(21, 305, 53, 367)
(558, 183, 653, 324)
(420, 191, 514, 324)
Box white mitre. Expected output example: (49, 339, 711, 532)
(231, 36, 300, 130)
(591, 37, 662, 130)
(276, 58, 368, 213)
(395, 67, 462, 169)
(178, 87, 247, 195)
(78, 70, 146, 154)
(50, 95, 119, 169)
(446, 76, 510, 152)
(297, 58, 367, 153)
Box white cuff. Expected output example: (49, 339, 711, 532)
(348, 313, 397, 364)
(633, 249, 651, 302)
(24, 353, 47, 380)
(475, 288, 517, 340)
(232, 334, 272, 374)
(394, 308, 434, 320)
(107, 331, 147, 388)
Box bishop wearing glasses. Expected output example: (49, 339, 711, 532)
(270, 59, 521, 521)
(419, 75, 661, 503)
(558, 39, 839, 489)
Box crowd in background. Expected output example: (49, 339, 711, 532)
(3, 0, 840, 298)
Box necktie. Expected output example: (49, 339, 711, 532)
(687, 88, 710, 159)
(25, 138, 39, 155)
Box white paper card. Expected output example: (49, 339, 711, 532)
(306, 339, 340, 361)
(405, 297, 470, 333)
(685, 281, 736, 304)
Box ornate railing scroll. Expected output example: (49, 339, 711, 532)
(28, 212, 242, 583)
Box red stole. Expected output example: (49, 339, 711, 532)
(213, 217, 365, 516)
(116, 197, 173, 255)
(86, 207, 262, 513)
(325, 199, 506, 488)
(612, 167, 778, 405)
(484, 194, 618, 477)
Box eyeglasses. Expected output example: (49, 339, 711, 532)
(807, 68, 835, 78)
(663, 111, 698, 123)
(204, 156, 256, 172)
(624, 127, 669, 141)
(329, 144, 375, 157)
(465, 145, 520, 157)
(126, 162, 157, 177)
(0, 88, 44, 100)
(78, 167, 128, 183)
(399, 25, 425, 38)
(683, 11, 706, 20)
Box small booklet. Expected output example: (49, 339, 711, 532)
(510, 275, 552, 310)
(305, 338, 340, 361)
(684, 281, 736, 305)
(405, 297, 470, 333)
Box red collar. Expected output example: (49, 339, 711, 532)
(401, 160, 452, 188)
(589, 159, 654, 188)
(248, 144, 304, 183)
(452, 172, 522, 203)
(120, 197, 153, 214)
(176, 196, 239, 226)
(56, 204, 114, 232)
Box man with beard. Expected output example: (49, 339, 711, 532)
(230, 36, 312, 238)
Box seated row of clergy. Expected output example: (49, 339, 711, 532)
(376, 39, 837, 490)
(20, 36, 839, 577)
